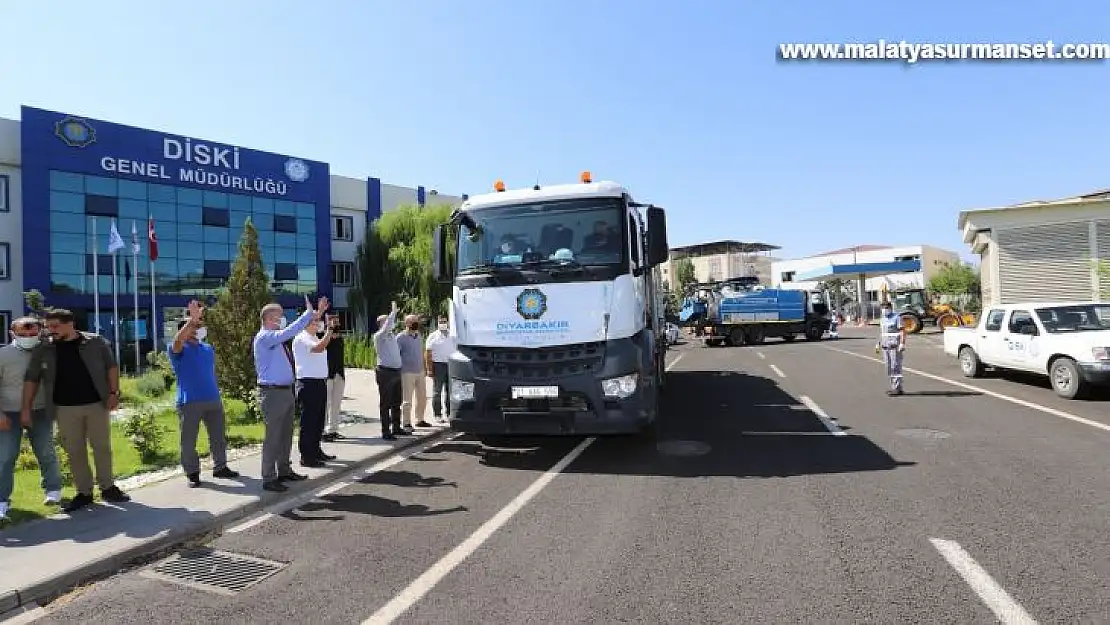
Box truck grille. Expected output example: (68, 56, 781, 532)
(487, 392, 591, 414)
(465, 342, 604, 380)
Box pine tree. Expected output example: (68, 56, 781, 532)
(205, 218, 272, 408)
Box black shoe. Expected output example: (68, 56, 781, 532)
(278, 471, 307, 482)
(262, 480, 288, 492)
(322, 432, 345, 441)
(300, 459, 326, 468)
(186, 472, 202, 488)
(212, 466, 240, 479)
(394, 429, 412, 436)
(382, 433, 396, 441)
(101, 486, 130, 503)
(316, 452, 337, 461)
(64, 492, 95, 513)
(416, 421, 433, 428)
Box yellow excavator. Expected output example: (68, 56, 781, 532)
(884, 286, 977, 334)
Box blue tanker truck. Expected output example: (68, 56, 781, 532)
(679, 278, 832, 346)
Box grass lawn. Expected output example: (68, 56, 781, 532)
(5, 395, 264, 527)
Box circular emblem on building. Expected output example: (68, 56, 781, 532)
(284, 158, 310, 182)
(516, 288, 547, 320)
(54, 116, 96, 148)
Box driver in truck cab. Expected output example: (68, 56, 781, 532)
(877, 301, 906, 396)
(582, 220, 620, 254)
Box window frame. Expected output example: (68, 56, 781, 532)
(0, 311, 9, 344)
(983, 308, 1006, 332)
(0, 242, 9, 281)
(332, 215, 354, 241)
(331, 261, 354, 286)
(0, 174, 9, 212)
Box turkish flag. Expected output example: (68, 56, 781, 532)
(148, 217, 159, 262)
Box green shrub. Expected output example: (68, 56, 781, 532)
(344, 334, 377, 369)
(147, 350, 176, 388)
(136, 372, 167, 398)
(16, 438, 38, 471)
(53, 430, 73, 486)
(122, 406, 168, 464)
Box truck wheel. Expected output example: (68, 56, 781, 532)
(958, 347, 984, 378)
(804, 323, 822, 341)
(1049, 357, 1085, 399)
(900, 313, 923, 334)
(706, 339, 723, 347)
(728, 327, 746, 347)
(745, 326, 765, 345)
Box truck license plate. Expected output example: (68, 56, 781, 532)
(511, 386, 559, 399)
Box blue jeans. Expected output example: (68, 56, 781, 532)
(0, 410, 63, 502)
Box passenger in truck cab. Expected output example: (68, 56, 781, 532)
(582, 220, 620, 255)
(493, 234, 524, 263)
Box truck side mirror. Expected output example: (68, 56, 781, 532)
(646, 206, 669, 267)
(432, 225, 450, 284)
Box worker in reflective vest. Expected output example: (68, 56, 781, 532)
(877, 301, 906, 395)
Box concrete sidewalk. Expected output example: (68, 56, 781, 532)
(0, 368, 447, 616)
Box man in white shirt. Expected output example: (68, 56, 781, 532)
(424, 315, 457, 424)
(292, 319, 336, 467)
(374, 301, 405, 440)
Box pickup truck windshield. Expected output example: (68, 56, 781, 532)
(1034, 304, 1110, 332)
(456, 197, 626, 274)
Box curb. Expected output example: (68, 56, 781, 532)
(0, 429, 448, 616)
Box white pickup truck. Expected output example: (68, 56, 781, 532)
(943, 301, 1110, 399)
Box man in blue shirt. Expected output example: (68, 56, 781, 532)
(170, 300, 239, 488)
(254, 295, 328, 492)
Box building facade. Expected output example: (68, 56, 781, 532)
(960, 190, 1110, 305)
(0, 107, 462, 357)
(662, 240, 780, 291)
(771, 244, 961, 300)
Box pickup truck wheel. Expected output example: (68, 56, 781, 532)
(959, 347, 984, 378)
(1050, 357, 1084, 399)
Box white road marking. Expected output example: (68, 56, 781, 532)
(362, 437, 597, 625)
(769, 364, 786, 378)
(756, 351, 766, 360)
(800, 395, 846, 436)
(225, 433, 460, 534)
(741, 431, 840, 436)
(929, 538, 1038, 624)
(665, 353, 685, 371)
(825, 346, 1110, 434)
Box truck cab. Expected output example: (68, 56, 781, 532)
(943, 301, 1110, 398)
(431, 172, 670, 435)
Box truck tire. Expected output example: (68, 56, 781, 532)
(804, 323, 822, 341)
(958, 346, 984, 378)
(745, 326, 765, 345)
(706, 338, 724, 347)
(1049, 356, 1085, 399)
(728, 327, 746, 347)
(900, 313, 923, 334)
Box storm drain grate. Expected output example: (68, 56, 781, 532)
(139, 548, 288, 595)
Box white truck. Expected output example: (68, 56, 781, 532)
(943, 301, 1110, 398)
(430, 172, 671, 435)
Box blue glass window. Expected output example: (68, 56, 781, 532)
(252, 197, 274, 214)
(117, 180, 147, 200)
(118, 199, 147, 221)
(85, 195, 118, 217)
(229, 211, 251, 228)
(274, 215, 297, 233)
(84, 176, 117, 196)
(295, 202, 315, 218)
(80, 254, 113, 275)
(148, 184, 176, 203)
(177, 187, 202, 206)
(178, 223, 204, 242)
(49, 171, 84, 193)
(51, 253, 85, 275)
(296, 218, 316, 235)
(296, 249, 315, 266)
(50, 274, 85, 294)
(228, 194, 252, 211)
(274, 246, 296, 263)
(252, 213, 274, 231)
(202, 208, 230, 227)
(50, 191, 85, 214)
(156, 239, 178, 259)
(154, 220, 178, 241)
(50, 232, 85, 253)
(275, 232, 296, 250)
(203, 242, 229, 260)
(150, 201, 176, 222)
(203, 260, 230, 278)
(296, 233, 316, 250)
(178, 259, 203, 277)
(257, 230, 275, 249)
(298, 266, 317, 283)
(202, 190, 228, 209)
(203, 226, 229, 244)
(274, 263, 298, 281)
(177, 203, 202, 223)
(274, 200, 295, 216)
(51, 211, 85, 234)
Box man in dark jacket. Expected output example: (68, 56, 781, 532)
(323, 314, 346, 441)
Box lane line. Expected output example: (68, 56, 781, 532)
(769, 364, 786, 378)
(665, 353, 685, 371)
(756, 351, 766, 360)
(929, 538, 1038, 624)
(800, 395, 846, 436)
(225, 433, 460, 534)
(741, 431, 839, 436)
(825, 346, 1110, 434)
(362, 437, 597, 625)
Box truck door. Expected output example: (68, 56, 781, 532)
(997, 309, 1039, 371)
(978, 308, 1007, 364)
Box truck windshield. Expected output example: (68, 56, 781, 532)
(1035, 304, 1110, 332)
(456, 197, 626, 274)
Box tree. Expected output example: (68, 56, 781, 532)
(927, 262, 980, 296)
(673, 257, 696, 292)
(205, 218, 273, 406)
(22, 289, 49, 315)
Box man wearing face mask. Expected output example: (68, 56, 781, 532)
(374, 301, 405, 440)
(170, 300, 239, 488)
(254, 295, 328, 492)
(23, 309, 129, 512)
(0, 317, 62, 522)
(396, 314, 430, 429)
(876, 300, 907, 396)
(424, 315, 456, 424)
(322, 315, 346, 442)
(292, 313, 336, 468)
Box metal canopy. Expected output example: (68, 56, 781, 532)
(794, 259, 922, 283)
(669, 240, 781, 258)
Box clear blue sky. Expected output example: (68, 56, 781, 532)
(4, 1, 1107, 261)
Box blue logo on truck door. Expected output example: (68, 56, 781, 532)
(516, 288, 548, 320)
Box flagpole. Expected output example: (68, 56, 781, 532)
(111, 221, 121, 367)
(91, 219, 101, 334)
(148, 217, 159, 354)
(132, 221, 140, 372)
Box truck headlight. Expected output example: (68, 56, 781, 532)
(1093, 347, 1110, 360)
(450, 380, 475, 402)
(601, 374, 638, 399)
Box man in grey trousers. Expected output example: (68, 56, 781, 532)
(253, 295, 328, 492)
(169, 300, 239, 488)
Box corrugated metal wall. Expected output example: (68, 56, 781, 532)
(996, 221, 1091, 303)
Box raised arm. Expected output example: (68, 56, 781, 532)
(373, 301, 400, 340)
(256, 309, 315, 346)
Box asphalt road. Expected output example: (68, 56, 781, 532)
(29, 328, 1110, 624)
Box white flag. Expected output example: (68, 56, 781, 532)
(108, 220, 125, 254)
(131, 220, 140, 254)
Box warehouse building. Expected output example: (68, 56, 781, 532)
(0, 106, 462, 356)
(960, 189, 1110, 305)
(663, 240, 780, 289)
